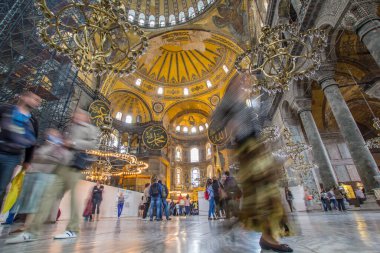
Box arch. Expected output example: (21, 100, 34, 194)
(197, 1, 205, 11)
(179, 11, 186, 22)
(169, 14, 176, 25)
(190, 147, 199, 163)
(188, 7, 195, 18)
(138, 13, 145, 26)
(149, 15, 155, 27)
(191, 167, 200, 187)
(159, 15, 166, 27)
(128, 10, 135, 22)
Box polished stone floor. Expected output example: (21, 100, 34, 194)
(0, 211, 380, 253)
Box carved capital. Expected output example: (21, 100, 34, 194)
(344, 0, 380, 31)
(313, 63, 335, 85)
(291, 98, 312, 115)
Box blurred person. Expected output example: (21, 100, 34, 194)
(6, 109, 99, 243)
(320, 189, 332, 212)
(138, 196, 144, 218)
(0, 91, 41, 212)
(178, 194, 185, 215)
(83, 189, 93, 221)
(184, 194, 191, 216)
(158, 180, 171, 221)
(175, 202, 180, 216)
(206, 178, 216, 220)
(304, 188, 313, 212)
(355, 187, 365, 206)
(117, 192, 125, 218)
(327, 188, 338, 210)
(142, 183, 150, 220)
(285, 187, 295, 212)
(149, 177, 162, 221)
(223, 171, 241, 219)
(211, 79, 293, 252)
(92, 181, 104, 221)
(333, 186, 346, 212)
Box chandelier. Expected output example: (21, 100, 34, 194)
(289, 155, 318, 174)
(260, 126, 280, 143)
(366, 118, 380, 149)
(273, 127, 312, 160)
(235, 23, 327, 95)
(35, 0, 148, 75)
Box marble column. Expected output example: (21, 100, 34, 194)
(137, 134, 142, 154)
(346, 0, 380, 66)
(126, 134, 132, 153)
(293, 99, 338, 189)
(317, 71, 380, 191)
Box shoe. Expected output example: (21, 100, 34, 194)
(166, 218, 172, 221)
(155, 219, 162, 221)
(54, 231, 77, 239)
(5, 232, 36, 244)
(208, 217, 213, 220)
(259, 237, 293, 252)
(149, 219, 153, 221)
(1, 222, 12, 226)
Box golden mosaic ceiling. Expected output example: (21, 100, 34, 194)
(101, 30, 242, 100)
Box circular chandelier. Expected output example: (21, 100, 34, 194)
(273, 127, 312, 160)
(35, 0, 148, 75)
(235, 23, 327, 95)
(260, 126, 280, 143)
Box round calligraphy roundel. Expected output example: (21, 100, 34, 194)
(88, 100, 110, 127)
(142, 125, 168, 150)
(208, 125, 230, 145)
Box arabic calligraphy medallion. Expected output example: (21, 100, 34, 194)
(142, 125, 168, 150)
(88, 100, 110, 127)
(208, 125, 230, 145)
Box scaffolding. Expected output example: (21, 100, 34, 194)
(0, 0, 96, 138)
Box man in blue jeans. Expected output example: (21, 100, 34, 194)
(149, 178, 162, 221)
(0, 91, 41, 214)
(158, 180, 171, 221)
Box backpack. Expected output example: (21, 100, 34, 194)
(204, 190, 209, 200)
(161, 184, 168, 198)
(150, 183, 160, 197)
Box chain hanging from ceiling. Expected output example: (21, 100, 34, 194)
(235, 23, 328, 95)
(35, 0, 148, 76)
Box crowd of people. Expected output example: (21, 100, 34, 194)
(0, 91, 100, 244)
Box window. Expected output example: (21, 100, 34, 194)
(205, 123, 209, 129)
(115, 112, 122, 120)
(135, 78, 142, 86)
(199, 125, 204, 132)
(206, 143, 212, 159)
(198, 1, 205, 11)
(191, 168, 200, 187)
(176, 125, 181, 132)
(188, 7, 195, 18)
(176, 168, 182, 185)
(223, 65, 229, 73)
(149, 15, 155, 27)
(157, 87, 163, 95)
(169, 15, 176, 25)
(159, 15, 166, 27)
(184, 88, 189, 96)
(128, 10, 135, 22)
(138, 13, 145, 26)
(207, 165, 213, 178)
(125, 115, 132, 124)
(175, 146, 182, 161)
(206, 80, 212, 88)
(136, 115, 142, 123)
(179, 12, 186, 22)
(191, 126, 197, 134)
(190, 147, 199, 162)
(183, 126, 188, 133)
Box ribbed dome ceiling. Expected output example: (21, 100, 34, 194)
(122, 0, 216, 28)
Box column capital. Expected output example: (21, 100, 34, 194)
(313, 63, 338, 90)
(291, 98, 312, 115)
(343, 1, 380, 33)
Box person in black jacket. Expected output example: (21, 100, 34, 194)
(91, 181, 104, 221)
(0, 91, 41, 211)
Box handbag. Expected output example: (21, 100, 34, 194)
(72, 152, 97, 170)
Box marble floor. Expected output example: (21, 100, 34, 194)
(0, 211, 379, 253)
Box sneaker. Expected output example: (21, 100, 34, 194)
(5, 232, 36, 244)
(166, 218, 172, 221)
(54, 231, 77, 239)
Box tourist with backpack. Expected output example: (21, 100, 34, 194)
(149, 177, 162, 221)
(158, 180, 171, 221)
(0, 91, 41, 212)
(205, 178, 216, 220)
(223, 171, 241, 219)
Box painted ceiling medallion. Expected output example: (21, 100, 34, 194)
(210, 95, 220, 106)
(153, 102, 165, 113)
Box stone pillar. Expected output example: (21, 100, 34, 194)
(345, 0, 380, 66)
(137, 134, 142, 154)
(126, 134, 132, 153)
(317, 69, 380, 191)
(292, 99, 338, 189)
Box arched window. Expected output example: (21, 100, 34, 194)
(136, 115, 142, 123)
(190, 147, 199, 163)
(207, 165, 213, 178)
(128, 10, 135, 22)
(191, 126, 197, 134)
(183, 126, 188, 133)
(198, 1, 205, 12)
(175, 125, 181, 132)
(188, 7, 195, 18)
(199, 125, 204, 132)
(135, 78, 142, 86)
(159, 15, 166, 27)
(179, 12, 186, 22)
(138, 13, 145, 26)
(169, 14, 176, 25)
(125, 115, 132, 124)
(115, 112, 122, 120)
(207, 0, 214, 4)
(175, 146, 182, 161)
(206, 143, 212, 159)
(191, 168, 200, 187)
(176, 168, 181, 185)
(149, 15, 155, 27)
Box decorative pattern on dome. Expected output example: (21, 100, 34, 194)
(121, 0, 216, 28)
